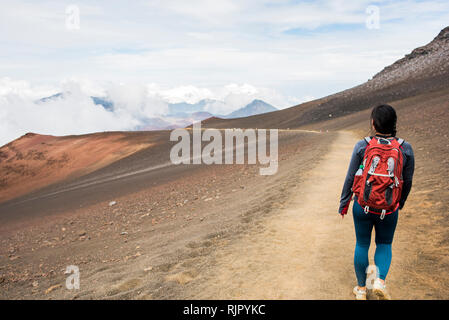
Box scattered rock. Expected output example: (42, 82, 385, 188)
(78, 231, 87, 237)
(45, 284, 62, 294)
(120, 231, 128, 236)
(32, 280, 39, 288)
(109, 201, 117, 207)
(144, 266, 153, 272)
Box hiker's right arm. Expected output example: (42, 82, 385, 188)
(399, 142, 415, 210)
(339, 140, 365, 215)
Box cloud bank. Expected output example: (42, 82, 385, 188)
(0, 78, 306, 146)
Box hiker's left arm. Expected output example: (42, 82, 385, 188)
(399, 143, 415, 210)
(339, 141, 364, 215)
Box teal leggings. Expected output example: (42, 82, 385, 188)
(352, 201, 398, 287)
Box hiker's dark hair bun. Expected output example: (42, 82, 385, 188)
(371, 104, 397, 137)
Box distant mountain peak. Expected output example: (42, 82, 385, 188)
(38, 92, 114, 111)
(225, 99, 277, 119)
(250, 99, 267, 104)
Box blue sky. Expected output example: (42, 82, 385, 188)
(0, 0, 448, 144)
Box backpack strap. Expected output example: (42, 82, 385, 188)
(362, 137, 374, 157)
(397, 138, 405, 146)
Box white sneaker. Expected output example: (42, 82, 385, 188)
(353, 286, 367, 300)
(372, 278, 391, 300)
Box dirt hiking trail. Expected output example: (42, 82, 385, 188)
(189, 131, 406, 300)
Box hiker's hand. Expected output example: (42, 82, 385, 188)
(340, 214, 345, 220)
(340, 202, 350, 217)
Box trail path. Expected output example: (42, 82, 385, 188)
(191, 131, 385, 299)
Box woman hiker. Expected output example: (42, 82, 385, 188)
(339, 104, 415, 300)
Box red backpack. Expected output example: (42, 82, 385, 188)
(352, 137, 404, 219)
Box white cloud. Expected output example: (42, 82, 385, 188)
(61, 78, 107, 97)
(186, 32, 215, 41)
(153, 85, 215, 104)
(147, 0, 239, 23)
(0, 80, 137, 146)
(106, 83, 169, 118)
(0, 77, 57, 100)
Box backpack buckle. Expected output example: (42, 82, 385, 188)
(378, 138, 391, 145)
(364, 206, 369, 214)
(380, 210, 386, 220)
